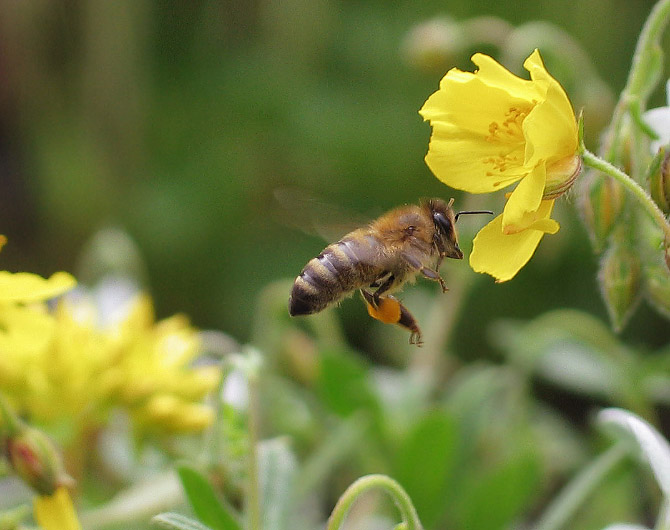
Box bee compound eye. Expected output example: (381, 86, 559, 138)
(433, 212, 451, 235)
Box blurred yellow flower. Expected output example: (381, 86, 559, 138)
(33, 487, 81, 530)
(420, 49, 580, 281)
(0, 290, 219, 440)
(0, 271, 76, 303)
(104, 294, 220, 433)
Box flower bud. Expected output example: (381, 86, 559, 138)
(542, 154, 581, 199)
(644, 262, 670, 319)
(577, 170, 625, 253)
(598, 240, 641, 332)
(648, 148, 670, 214)
(4, 425, 73, 495)
(401, 17, 462, 71)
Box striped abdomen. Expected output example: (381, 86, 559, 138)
(289, 233, 381, 316)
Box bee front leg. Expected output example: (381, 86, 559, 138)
(360, 290, 423, 347)
(420, 267, 448, 293)
(402, 253, 448, 293)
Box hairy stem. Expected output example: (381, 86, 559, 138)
(326, 474, 423, 530)
(582, 148, 670, 242)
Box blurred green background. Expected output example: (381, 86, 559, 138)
(0, 0, 668, 355)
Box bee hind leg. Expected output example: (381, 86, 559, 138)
(369, 273, 395, 306)
(360, 290, 423, 347)
(397, 301, 423, 346)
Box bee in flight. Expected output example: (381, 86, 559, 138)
(288, 198, 492, 346)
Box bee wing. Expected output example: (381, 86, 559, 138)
(273, 187, 372, 243)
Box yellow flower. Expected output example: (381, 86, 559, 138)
(94, 294, 220, 433)
(33, 487, 82, 530)
(420, 49, 580, 281)
(0, 290, 219, 440)
(0, 271, 76, 303)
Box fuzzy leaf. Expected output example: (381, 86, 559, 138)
(259, 438, 298, 530)
(598, 408, 670, 498)
(151, 512, 214, 530)
(177, 466, 241, 530)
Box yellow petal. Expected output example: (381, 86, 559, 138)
(420, 53, 543, 193)
(421, 75, 534, 139)
(502, 164, 547, 229)
(470, 200, 558, 282)
(424, 135, 527, 193)
(471, 53, 542, 100)
(34, 487, 82, 530)
(522, 50, 578, 167)
(0, 272, 76, 303)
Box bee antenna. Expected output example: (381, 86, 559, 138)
(454, 210, 494, 222)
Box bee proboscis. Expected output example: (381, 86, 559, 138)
(288, 198, 492, 346)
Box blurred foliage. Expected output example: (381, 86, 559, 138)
(0, 1, 670, 530)
(0, 0, 667, 350)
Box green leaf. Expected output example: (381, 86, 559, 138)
(458, 452, 540, 530)
(492, 310, 635, 401)
(392, 410, 458, 529)
(259, 438, 298, 530)
(598, 408, 670, 498)
(317, 349, 376, 416)
(533, 444, 628, 530)
(177, 465, 241, 530)
(151, 512, 214, 530)
(629, 44, 663, 102)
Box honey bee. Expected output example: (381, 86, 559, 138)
(288, 198, 492, 346)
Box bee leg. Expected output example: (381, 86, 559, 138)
(370, 274, 396, 306)
(396, 299, 423, 346)
(419, 267, 448, 293)
(360, 290, 423, 347)
(402, 253, 448, 293)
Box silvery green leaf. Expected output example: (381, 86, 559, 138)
(259, 437, 298, 530)
(598, 408, 670, 498)
(151, 512, 214, 530)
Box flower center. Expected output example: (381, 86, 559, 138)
(482, 106, 531, 183)
(485, 106, 528, 143)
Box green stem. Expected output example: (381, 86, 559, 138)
(246, 360, 262, 530)
(326, 474, 423, 530)
(656, 498, 670, 530)
(581, 147, 670, 242)
(532, 443, 628, 530)
(0, 393, 20, 436)
(605, 0, 670, 157)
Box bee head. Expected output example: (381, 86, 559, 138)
(427, 198, 462, 260)
(426, 198, 494, 260)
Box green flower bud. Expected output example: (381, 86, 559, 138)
(648, 147, 670, 213)
(598, 241, 641, 332)
(644, 262, 670, 319)
(3, 425, 73, 496)
(543, 154, 581, 199)
(578, 170, 625, 253)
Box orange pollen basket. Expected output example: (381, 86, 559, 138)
(365, 297, 401, 324)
